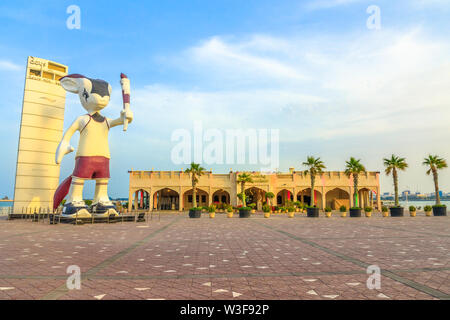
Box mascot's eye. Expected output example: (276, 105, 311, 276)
(82, 88, 89, 101)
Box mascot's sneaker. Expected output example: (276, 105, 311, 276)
(62, 201, 92, 218)
(91, 202, 119, 217)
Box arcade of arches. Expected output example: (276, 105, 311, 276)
(128, 170, 381, 211)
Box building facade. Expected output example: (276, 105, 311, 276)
(128, 169, 381, 211)
(13, 57, 68, 213)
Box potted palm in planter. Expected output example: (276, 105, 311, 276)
(239, 207, 251, 218)
(345, 157, 366, 218)
(306, 205, 319, 217)
(423, 155, 448, 216)
(339, 205, 347, 217)
(409, 206, 416, 217)
(424, 205, 432, 217)
(364, 206, 373, 218)
(189, 207, 202, 218)
(263, 204, 271, 218)
(287, 206, 295, 218)
(185, 163, 206, 219)
(303, 156, 326, 218)
(237, 172, 253, 206)
(325, 207, 332, 218)
(384, 155, 408, 217)
(382, 206, 389, 217)
(249, 203, 256, 214)
(294, 201, 301, 212)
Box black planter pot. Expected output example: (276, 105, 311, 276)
(433, 206, 447, 216)
(239, 208, 251, 218)
(349, 208, 362, 217)
(307, 207, 319, 218)
(189, 209, 202, 218)
(389, 207, 404, 217)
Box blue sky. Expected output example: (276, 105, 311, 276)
(1, 0, 450, 198)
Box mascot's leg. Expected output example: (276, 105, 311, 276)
(91, 178, 118, 216)
(62, 177, 91, 218)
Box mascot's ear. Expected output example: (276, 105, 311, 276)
(60, 74, 86, 93)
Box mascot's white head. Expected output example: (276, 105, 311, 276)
(60, 74, 112, 114)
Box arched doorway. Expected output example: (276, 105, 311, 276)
(153, 188, 179, 211)
(325, 188, 350, 210)
(297, 188, 323, 208)
(183, 188, 209, 210)
(133, 189, 150, 210)
(276, 189, 294, 207)
(212, 189, 230, 206)
(358, 188, 375, 209)
(245, 187, 267, 211)
(297, 189, 310, 206)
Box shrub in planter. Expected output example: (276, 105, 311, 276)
(226, 205, 233, 218)
(339, 205, 347, 217)
(287, 206, 295, 218)
(364, 206, 373, 218)
(381, 206, 389, 217)
(325, 207, 332, 218)
(262, 204, 271, 218)
(239, 207, 252, 218)
(389, 206, 404, 217)
(208, 205, 216, 218)
(248, 203, 256, 213)
(424, 205, 432, 217)
(432, 204, 447, 216)
(300, 203, 306, 213)
(349, 207, 362, 217)
(409, 205, 416, 217)
(307, 206, 319, 218)
(189, 207, 202, 218)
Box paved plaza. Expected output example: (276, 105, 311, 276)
(0, 212, 449, 300)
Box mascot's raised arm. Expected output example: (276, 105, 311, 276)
(53, 74, 133, 218)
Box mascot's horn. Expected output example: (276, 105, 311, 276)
(53, 176, 72, 210)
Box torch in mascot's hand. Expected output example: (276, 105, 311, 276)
(120, 73, 131, 131)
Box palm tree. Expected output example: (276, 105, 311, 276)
(302, 156, 326, 207)
(184, 163, 206, 208)
(345, 157, 366, 208)
(265, 192, 275, 207)
(383, 155, 408, 207)
(237, 173, 253, 207)
(423, 155, 448, 205)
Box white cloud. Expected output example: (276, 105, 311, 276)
(142, 29, 450, 141)
(0, 60, 22, 71)
(127, 28, 450, 192)
(305, 0, 366, 10)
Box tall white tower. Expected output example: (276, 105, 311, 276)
(13, 56, 68, 213)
